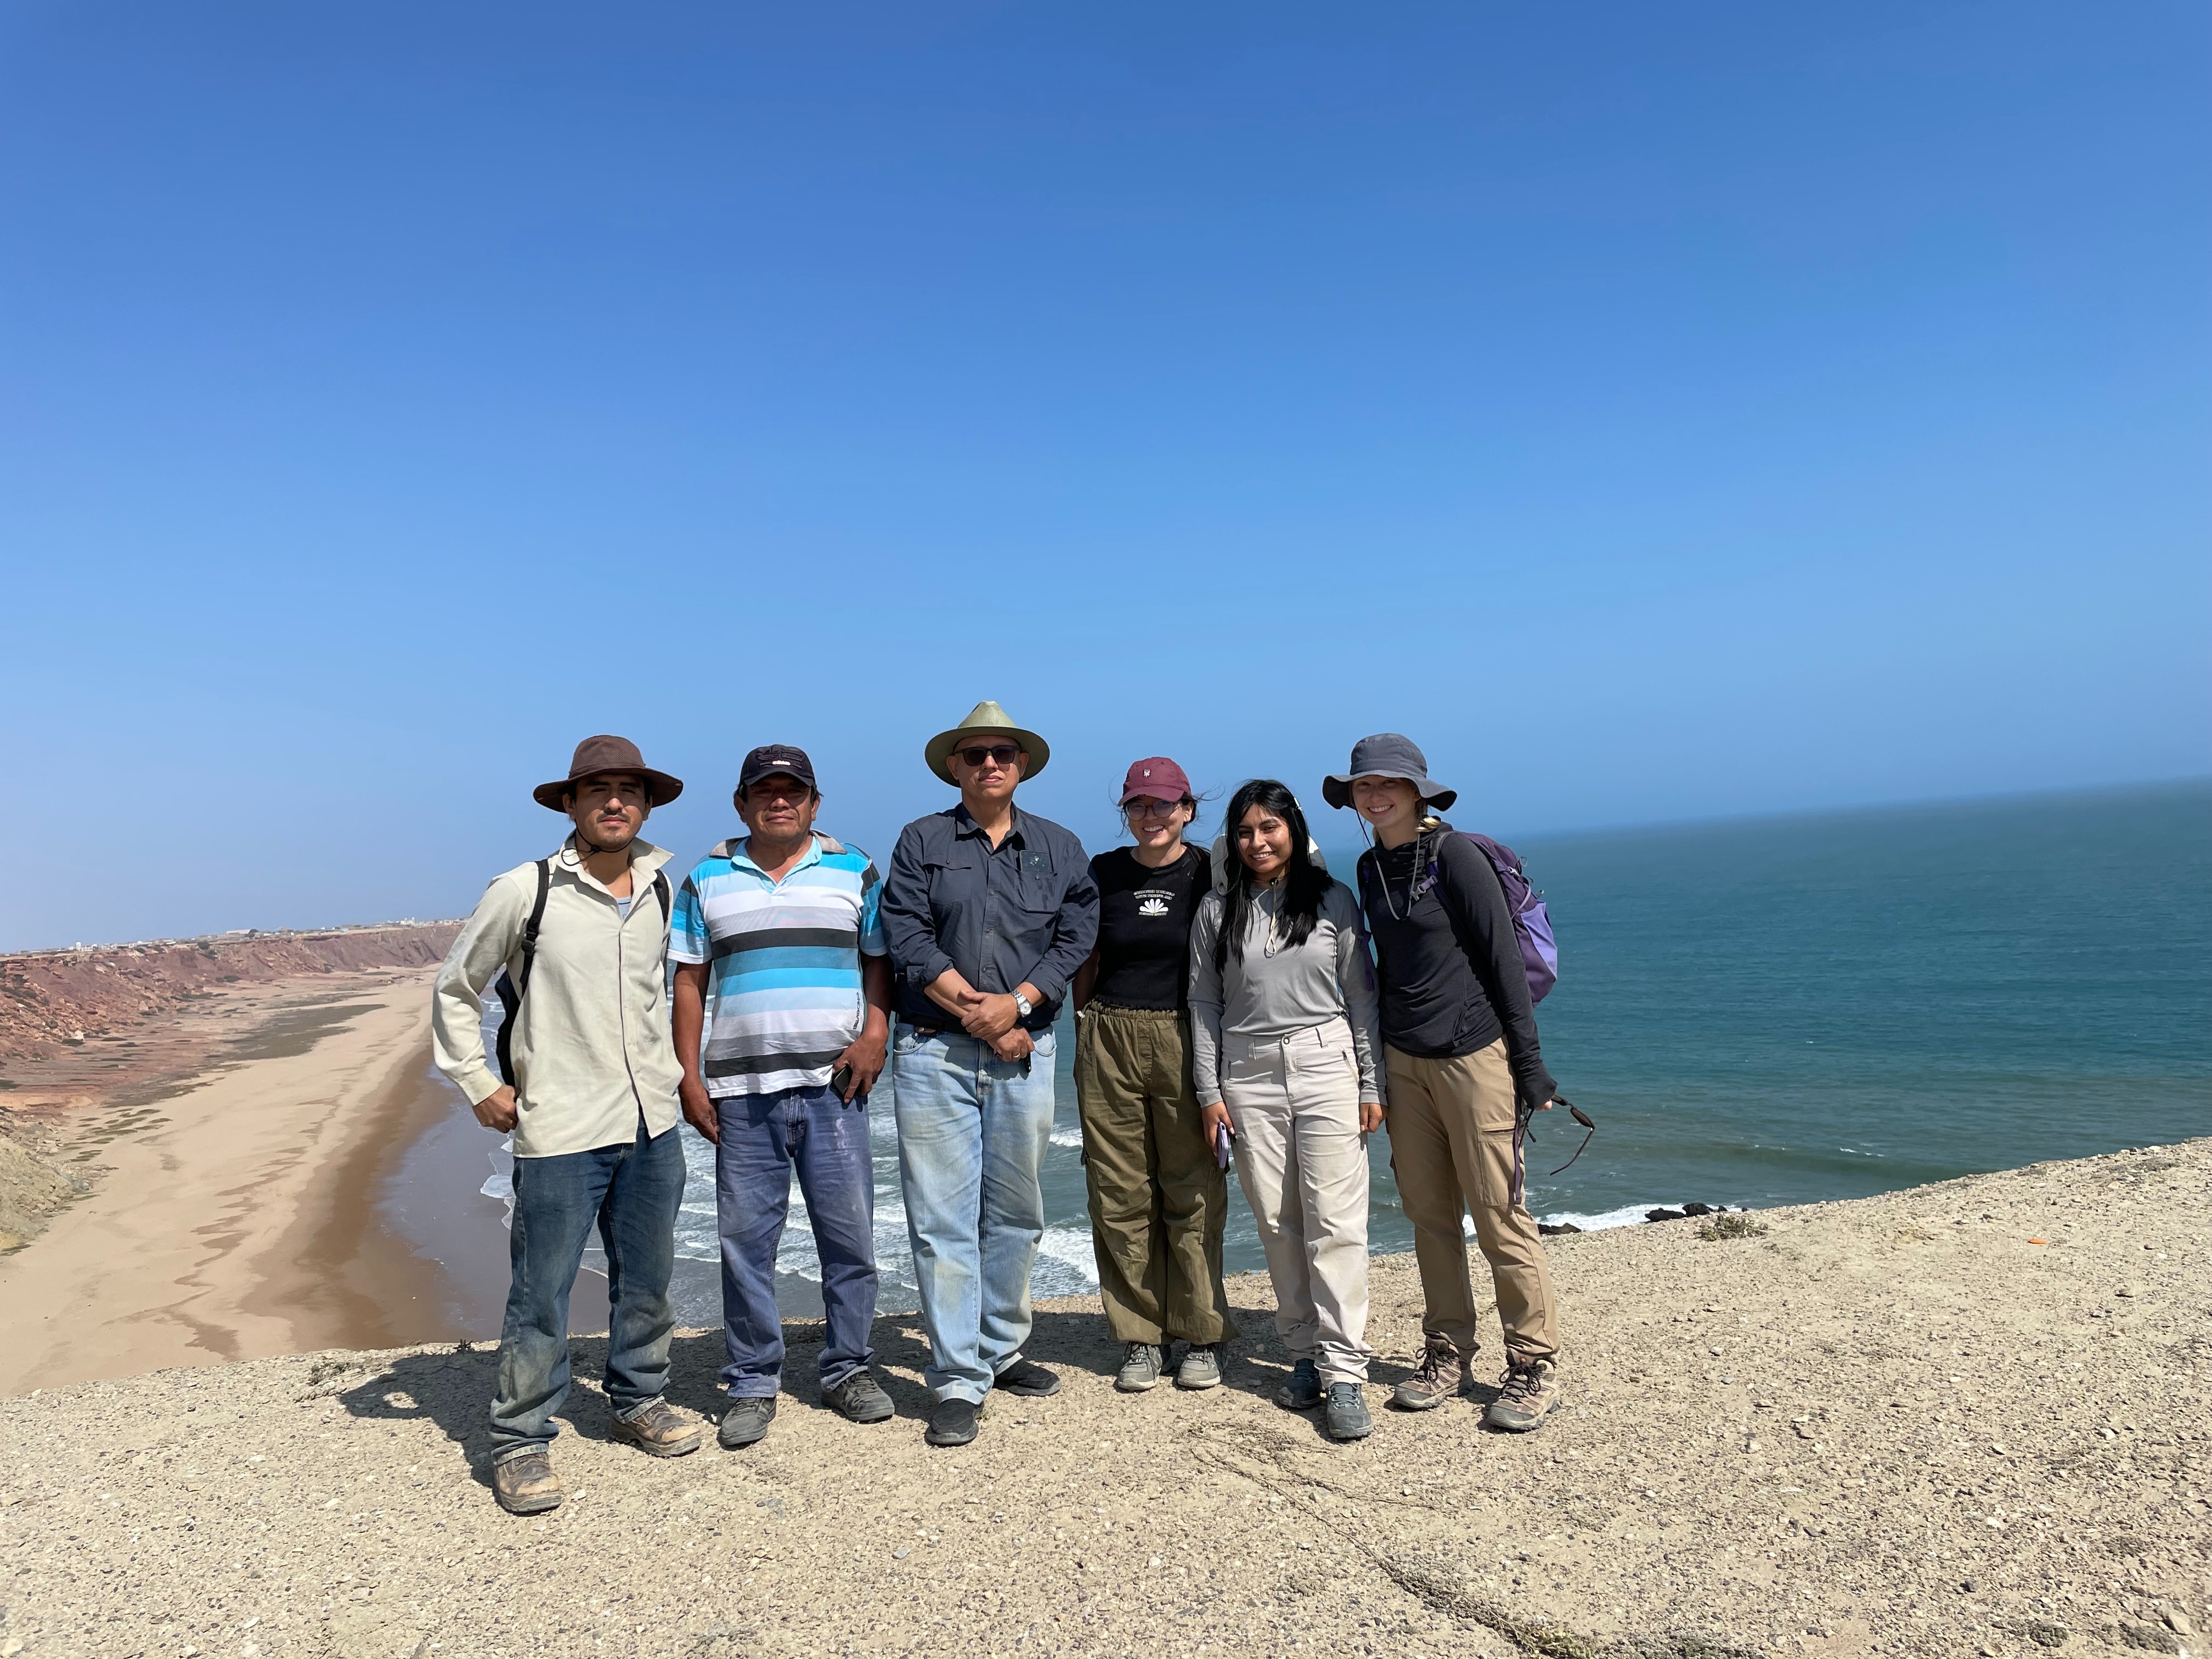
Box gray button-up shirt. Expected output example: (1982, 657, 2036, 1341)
(881, 804, 1099, 1031)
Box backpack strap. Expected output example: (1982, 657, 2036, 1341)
(515, 857, 553, 996)
(652, 868, 672, 929)
(492, 858, 553, 1089)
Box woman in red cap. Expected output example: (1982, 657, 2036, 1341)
(1069, 757, 1236, 1395)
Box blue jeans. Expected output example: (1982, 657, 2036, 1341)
(489, 1115, 685, 1462)
(891, 1024, 1058, 1404)
(714, 1084, 879, 1398)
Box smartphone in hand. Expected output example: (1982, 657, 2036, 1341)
(1214, 1118, 1234, 1170)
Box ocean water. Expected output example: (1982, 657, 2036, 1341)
(445, 781, 2212, 1327)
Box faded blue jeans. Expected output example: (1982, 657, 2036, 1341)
(891, 1024, 1058, 1404)
(715, 1084, 878, 1399)
(489, 1114, 685, 1463)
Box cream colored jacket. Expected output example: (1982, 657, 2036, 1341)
(432, 835, 682, 1158)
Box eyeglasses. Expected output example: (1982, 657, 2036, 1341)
(1123, 798, 1181, 819)
(956, 744, 1020, 768)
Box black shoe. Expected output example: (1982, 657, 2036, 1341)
(1273, 1358, 1323, 1411)
(718, 1397, 776, 1449)
(823, 1370, 894, 1424)
(925, 1397, 983, 1447)
(991, 1358, 1061, 1398)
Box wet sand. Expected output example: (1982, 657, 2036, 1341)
(0, 970, 477, 1393)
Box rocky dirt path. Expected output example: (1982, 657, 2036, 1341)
(3, 1141, 2204, 1659)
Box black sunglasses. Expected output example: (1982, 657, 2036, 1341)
(956, 744, 1021, 768)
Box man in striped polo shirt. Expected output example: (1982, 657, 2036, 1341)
(670, 744, 895, 1446)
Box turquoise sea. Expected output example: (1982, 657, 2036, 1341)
(392, 780, 2212, 1327)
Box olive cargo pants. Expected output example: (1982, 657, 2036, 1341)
(1074, 1003, 1236, 1346)
(1383, 1037, 1561, 1364)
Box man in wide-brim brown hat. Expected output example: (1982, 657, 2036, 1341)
(432, 734, 704, 1515)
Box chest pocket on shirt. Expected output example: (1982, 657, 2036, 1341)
(1014, 849, 1060, 913)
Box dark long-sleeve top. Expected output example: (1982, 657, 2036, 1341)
(881, 803, 1099, 1032)
(1356, 827, 1556, 1110)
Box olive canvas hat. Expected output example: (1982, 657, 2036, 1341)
(1321, 732, 1457, 811)
(532, 735, 686, 811)
(924, 700, 1052, 786)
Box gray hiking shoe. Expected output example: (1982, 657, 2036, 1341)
(1390, 1335, 1472, 1412)
(1484, 1358, 1564, 1432)
(823, 1370, 894, 1423)
(1174, 1344, 1222, 1391)
(491, 1449, 562, 1515)
(1273, 1357, 1323, 1411)
(1324, 1382, 1374, 1441)
(610, 1397, 702, 1458)
(718, 1396, 777, 1449)
(1116, 1342, 1165, 1392)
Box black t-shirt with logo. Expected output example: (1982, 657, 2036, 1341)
(1088, 844, 1212, 1011)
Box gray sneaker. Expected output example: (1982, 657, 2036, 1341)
(718, 1396, 777, 1449)
(1324, 1382, 1374, 1441)
(1116, 1342, 1165, 1392)
(1273, 1358, 1323, 1411)
(1390, 1335, 1472, 1412)
(1174, 1344, 1222, 1391)
(823, 1370, 894, 1424)
(1483, 1358, 1564, 1432)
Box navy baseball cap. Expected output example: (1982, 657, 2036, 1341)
(737, 744, 818, 793)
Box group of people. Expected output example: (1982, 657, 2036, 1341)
(431, 703, 1565, 1517)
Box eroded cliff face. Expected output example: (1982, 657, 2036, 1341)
(0, 923, 459, 1063)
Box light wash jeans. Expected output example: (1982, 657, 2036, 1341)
(891, 1024, 1058, 1404)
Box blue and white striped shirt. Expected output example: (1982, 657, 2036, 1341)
(669, 833, 885, 1099)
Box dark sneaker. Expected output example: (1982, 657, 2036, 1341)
(491, 1449, 562, 1515)
(1324, 1382, 1374, 1441)
(823, 1370, 894, 1424)
(1116, 1342, 1165, 1392)
(1484, 1358, 1564, 1432)
(925, 1397, 983, 1447)
(610, 1397, 702, 1458)
(1273, 1357, 1324, 1412)
(992, 1358, 1061, 1398)
(1174, 1344, 1222, 1391)
(1390, 1335, 1472, 1412)
(718, 1396, 777, 1449)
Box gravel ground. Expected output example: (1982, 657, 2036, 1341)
(4, 1139, 2205, 1659)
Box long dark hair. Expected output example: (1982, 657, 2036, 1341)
(1216, 779, 1328, 974)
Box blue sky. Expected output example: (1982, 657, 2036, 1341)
(3, 1, 2205, 950)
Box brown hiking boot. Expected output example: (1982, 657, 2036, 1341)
(1483, 1358, 1564, 1432)
(492, 1449, 563, 1515)
(609, 1397, 702, 1458)
(1390, 1335, 1472, 1412)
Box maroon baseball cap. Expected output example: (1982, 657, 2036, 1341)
(1120, 757, 1192, 804)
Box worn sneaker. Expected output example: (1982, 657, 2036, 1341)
(1484, 1358, 1564, 1431)
(718, 1396, 777, 1449)
(1116, 1342, 1165, 1392)
(991, 1358, 1061, 1398)
(823, 1370, 894, 1424)
(1273, 1357, 1324, 1412)
(1390, 1335, 1472, 1412)
(1174, 1344, 1222, 1391)
(610, 1397, 702, 1458)
(1324, 1382, 1374, 1441)
(491, 1449, 562, 1515)
(925, 1397, 983, 1447)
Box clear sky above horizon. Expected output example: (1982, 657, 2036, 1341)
(3, 1, 2207, 951)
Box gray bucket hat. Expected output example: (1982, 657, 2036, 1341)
(1322, 733, 1457, 811)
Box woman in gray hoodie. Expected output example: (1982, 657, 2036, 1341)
(1189, 778, 1384, 1441)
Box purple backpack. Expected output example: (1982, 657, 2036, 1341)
(1364, 828, 1559, 1005)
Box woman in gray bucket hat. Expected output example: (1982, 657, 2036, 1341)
(1327, 733, 1566, 1432)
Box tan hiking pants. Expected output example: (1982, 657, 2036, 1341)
(1221, 1019, 1372, 1385)
(1383, 1038, 1561, 1364)
(1074, 1004, 1236, 1346)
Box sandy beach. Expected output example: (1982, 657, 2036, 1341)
(0, 969, 462, 1394)
(1, 1137, 2203, 1659)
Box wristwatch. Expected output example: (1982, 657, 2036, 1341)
(1013, 992, 1034, 1021)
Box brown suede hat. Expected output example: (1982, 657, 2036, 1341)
(532, 735, 685, 811)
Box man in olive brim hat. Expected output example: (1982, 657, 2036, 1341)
(879, 701, 1099, 1448)
(432, 735, 703, 1514)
